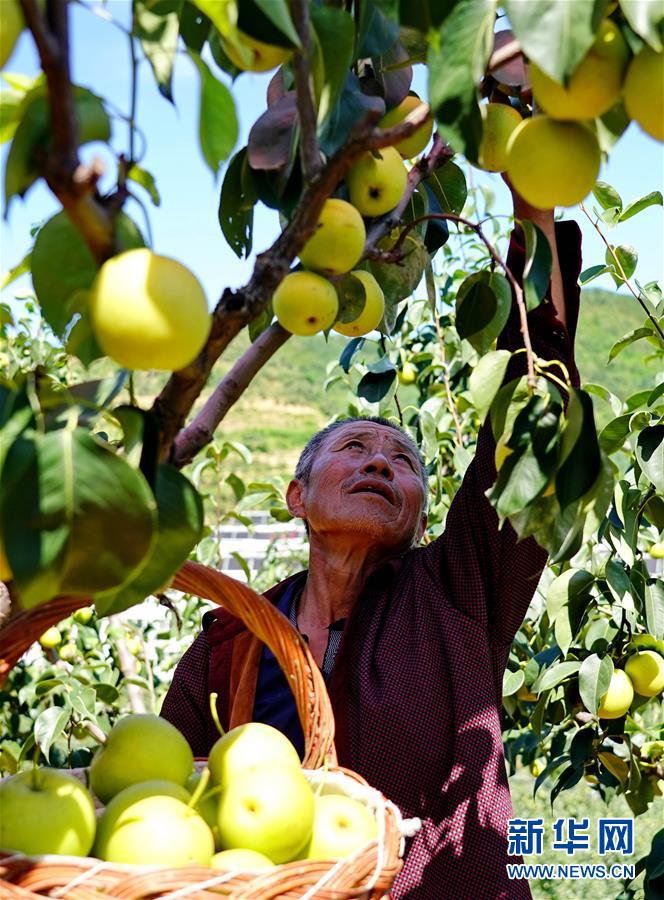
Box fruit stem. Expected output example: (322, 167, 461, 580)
(187, 766, 210, 809)
(208, 692, 226, 737)
(82, 720, 108, 745)
(314, 756, 330, 800)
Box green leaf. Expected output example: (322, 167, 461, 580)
(94, 682, 120, 704)
(310, 5, 355, 124)
(357, 0, 399, 58)
(34, 706, 71, 757)
(0, 87, 23, 145)
(218, 147, 257, 258)
(605, 558, 632, 605)
(503, 0, 601, 81)
(469, 349, 511, 421)
(520, 221, 553, 312)
(598, 412, 632, 453)
(226, 472, 245, 502)
(645, 579, 664, 640)
(546, 569, 595, 623)
(319, 73, 384, 157)
(534, 660, 581, 692)
(1, 428, 156, 609)
(503, 668, 525, 697)
(127, 164, 161, 206)
(619, 0, 664, 51)
(592, 181, 622, 212)
(456, 270, 511, 354)
(68, 684, 97, 720)
(579, 653, 613, 714)
(339, 337, 365, 373)
(369, 230, 429, 308)
(5, 85, 110, 209)
(605, 244, 637, 286)
(31, 211, 144, 338)
(134, 0, 181, 101)
(427, 0, 494, 161)
(619, 190, 663, 221)
(637, 424, 664, 492)
(95, 464, 203, 616)
(608, 325, 654, 361)
(335, 273, 367, 324)
(190, 53, 239, 175)
(253, 0, 301, 47)
(595, 100, 631, 155)
(555, 389, 601, 510)
(179, 0, 212, 52)
(357, 365, 397, 403)
(579, 264, 612, 285)
(424, 161, 468, 216)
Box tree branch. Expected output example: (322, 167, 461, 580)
(20, 0, 116, 263)
(154, 102, 440, 459)
(164, 129, 451, 465)
(290, 0, 321, 182)
(172, 323, 291, 466)
(363, 134, 453, 254)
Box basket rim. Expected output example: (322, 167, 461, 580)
(1, 561, 336, 768)
(0, 764, 416, 899)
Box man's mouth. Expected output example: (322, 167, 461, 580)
(348, 479, 397, 505)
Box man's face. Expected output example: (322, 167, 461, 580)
(287, 422, 428, 553)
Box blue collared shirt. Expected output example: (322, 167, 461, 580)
(251, 579, 346, 758)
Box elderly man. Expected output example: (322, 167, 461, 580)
(162, 195, 582, 898)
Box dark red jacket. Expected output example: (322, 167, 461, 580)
(162, 223, 582, 899)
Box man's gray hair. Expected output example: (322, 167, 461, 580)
(294, 416, 429, 513)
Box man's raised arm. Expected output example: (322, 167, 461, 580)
(430, 198, 583, 645)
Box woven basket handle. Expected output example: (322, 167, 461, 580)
(0, 562, 337, 768)
(172, 561, 337, 768)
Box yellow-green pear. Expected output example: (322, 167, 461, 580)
(90, 248, 211, 371)
(623, 46, 664, 142)
(477, 103, 522, 173)
(333, 271, 385, 337)
(379, 94, 433, 158)
(506, 116, 601, 209)
(530, 20, 629, 120)
(299, 199, 366, 276)
(0, 0, 24, 70)
(89, 714, 194, 803)
(625, 650, 664, 697)
(346, 148, 408, 217)
(94, 795, 214, 866)
(221, 29, 291, 72)
(272, 271, 338, 336)
(597, 669, 634, 719)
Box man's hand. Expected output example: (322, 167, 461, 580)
(503, 176, 567, 331)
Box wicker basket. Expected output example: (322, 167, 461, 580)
(0, 561, 416, 898)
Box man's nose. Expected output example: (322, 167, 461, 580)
(361, 452, 394, 479)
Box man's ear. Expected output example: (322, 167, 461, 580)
(415, 513, 428, 544)
(286, 479, 307, 519)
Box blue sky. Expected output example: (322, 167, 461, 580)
(1, 1, 663, 315)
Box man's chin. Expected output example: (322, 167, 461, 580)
(318, 512, 413, 547)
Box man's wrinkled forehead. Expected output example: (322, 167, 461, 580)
(323, 422, 416, 456)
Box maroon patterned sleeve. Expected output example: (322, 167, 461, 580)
(159, 631, 212, 756)
(434, 221, 583, 644)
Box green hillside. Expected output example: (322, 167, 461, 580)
(575, 287, 661, 420)
(135, 287, 659, 485)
